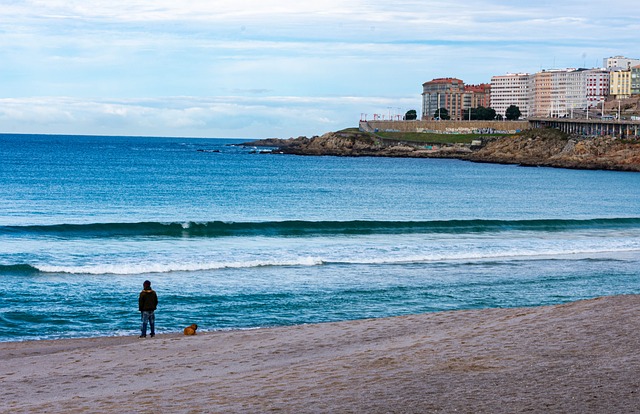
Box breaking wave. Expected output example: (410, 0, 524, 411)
(3, 217, 640, 239)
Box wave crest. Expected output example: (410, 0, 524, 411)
(2, 257, 323, 276)
(3, 217, 640, 239)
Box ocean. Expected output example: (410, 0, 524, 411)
(1, 133, 639, 342)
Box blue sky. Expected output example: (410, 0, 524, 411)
(0, 1, 638, 138)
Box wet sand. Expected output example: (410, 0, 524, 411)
(1, 295, 639, 413)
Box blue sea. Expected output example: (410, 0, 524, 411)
(1, 133, 640, 342)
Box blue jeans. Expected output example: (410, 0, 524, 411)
(141, 311, 155, 336)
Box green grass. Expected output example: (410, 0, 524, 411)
(339, 128, 362, 133)
(375, 131, 513, 144)
(336, 127, 514, 145)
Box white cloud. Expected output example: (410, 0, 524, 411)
(16, 0, 359, 23)
(0, 1, 638, 137)
(0, 95, 418, 138)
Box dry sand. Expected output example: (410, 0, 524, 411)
(1, 295, 639, 413)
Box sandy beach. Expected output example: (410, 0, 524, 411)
(1, 295, 639, 413)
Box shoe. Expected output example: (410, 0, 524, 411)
(139, 335, 146, 338)
(150, 334, 155, 338)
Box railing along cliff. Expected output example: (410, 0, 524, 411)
(528, 118, 640, 138)
(359, 119, 640, 138)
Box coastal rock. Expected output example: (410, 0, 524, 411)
(469, 129, 640, 171)
(238, 137, 311, 149)
(280, 131, 381, 156)
(276, 130, 472, 158)
(249, 128, 640, 172)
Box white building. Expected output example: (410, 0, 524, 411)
(529, 68, 612, 117)
(566, 69, 588, 114)
(585, 69, 610, 107)
(566, 68, 610, 112)
(604, 56, 640, 70)
(490, 68, 611, 118)
(490, 73, 531, 118)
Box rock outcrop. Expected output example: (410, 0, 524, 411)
(239, 137, 311, 148)
(467, 129, 640, 171)
(263, 130, 473, 158)
(244, 128, 640, 172)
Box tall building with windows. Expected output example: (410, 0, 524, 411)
(421, 78, 466, 120)
(604, 56, 640, 70)
(610, 69, 632, 99)
(489, 67, 612, 118)
(490, 73, 531, 118)
(585, 69, 610, 107)
(632, 65, 640, 95)
(421, 80, 492, 120)
(464, 84, 491, 108)
(530, 70, 555, 117)
(565, 69, 587, 114)
(529, 68, 609, 117)
(423, 54, 636, 121)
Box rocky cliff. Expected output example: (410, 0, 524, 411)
(467, 129, 640, 171)
(243, 131, 474, 158)
(243, 128, 640, 172)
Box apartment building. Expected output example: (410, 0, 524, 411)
(633, 65, 640, 95)
(421, 80, 492, 120)
(464, 84, 491, 108)
(424, 55, 635, 121)
(567, 68, 610, 112)
(491, 68, 610, 118)
(610, 69, 632, 99)
(490, 73, 530, 118)
(585, 69, 610, 107)
(565, 69, 587, 114)
(530, 68, 612, 117)
(604, 56, 640, 70)
(421, 78, 466, 120)
(529, 71, 547, 117)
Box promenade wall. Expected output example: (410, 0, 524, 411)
(360, 120, 530, 134)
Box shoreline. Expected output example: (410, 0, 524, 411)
(244, 128, 640, 172)
(3, 294, 640, 413)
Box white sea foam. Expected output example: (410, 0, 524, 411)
(330, 247, 640, 265)
(31, 239, 640, 275)
(36, 257, 324, 275)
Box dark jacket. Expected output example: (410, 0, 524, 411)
(139, 289, 158, 312)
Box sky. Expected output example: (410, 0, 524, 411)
(0, 1, 638, 139)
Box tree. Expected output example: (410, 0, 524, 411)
(434, 107, 450, 120)
(464, 106, 496, 120)
(505, 105, 522, 120)
(475, 106, 496, 120)
(404, 109, 417, 120)
(463, 108, 476, 120)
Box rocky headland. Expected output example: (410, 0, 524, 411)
(243, 128, 640, 172)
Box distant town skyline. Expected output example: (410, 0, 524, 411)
(0, 1, 639, 138)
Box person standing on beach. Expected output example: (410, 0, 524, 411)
(139, 280, 158, 338)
